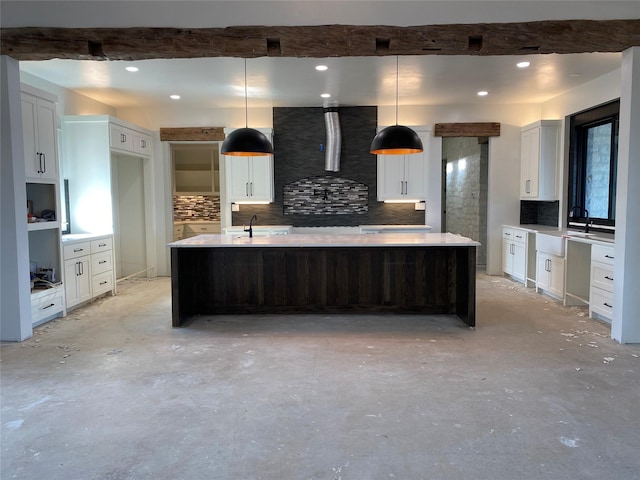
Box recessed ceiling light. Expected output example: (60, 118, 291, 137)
(321, 93, 331, 98)
(125, 66, 139, 72)
(315, 65, 328, 71)
(170, 94, 181, 100)
(477, 91, 489, 96)
(517, 61, 531, 68)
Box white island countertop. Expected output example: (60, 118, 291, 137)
(168, 232, 480, 248)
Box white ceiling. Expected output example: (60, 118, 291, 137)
(9, 1, 635, 110)
(19, 53, 623, 109)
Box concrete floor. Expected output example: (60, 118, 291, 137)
(2, 274, 639, 480)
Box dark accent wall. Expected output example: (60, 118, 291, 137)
(232, 106, 424, 227)
(520, 200, 559, 226)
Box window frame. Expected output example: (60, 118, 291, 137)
(567, 99, 619, 232)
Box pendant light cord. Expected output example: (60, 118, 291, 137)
(244, 58, 248, 128)
(395, 56, 399, 126)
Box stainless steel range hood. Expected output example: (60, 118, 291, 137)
(324, 107, 341, 172)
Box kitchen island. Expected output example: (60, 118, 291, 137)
(169, 233, 479, 327)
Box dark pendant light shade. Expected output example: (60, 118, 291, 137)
(221, 127, 274, 156)
(222, 59, 274, 156)
(370, 125, 423, 155)
(370, 56, 423, 155)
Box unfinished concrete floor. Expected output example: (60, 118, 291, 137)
(2, 274, 639, 480)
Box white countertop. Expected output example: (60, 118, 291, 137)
(503, 224, 615, 245)
(168, 232, 480, 248)
(62, 233, 112, 243)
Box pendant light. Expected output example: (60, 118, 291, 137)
(221, 59, 274, 156)
(370, 56, 423, 155)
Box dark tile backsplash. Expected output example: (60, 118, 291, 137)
(520, 200, 559, 226)
(232, 106, 424, 227)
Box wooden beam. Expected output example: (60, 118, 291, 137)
(159, 127, 225, 142)
(434, 122, 501, 137)
(2, 20, 639, 61)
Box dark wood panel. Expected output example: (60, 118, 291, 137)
(159, 127, 224, 142)
(3, 20, 639, 61)
(434, 122, 501, 137)
(171, 245, 476, 326)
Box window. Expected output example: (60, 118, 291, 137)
(567, 99, 619, 232)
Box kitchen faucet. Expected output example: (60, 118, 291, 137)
(244, 214, 257, 238)
(569, 206, 590, 233)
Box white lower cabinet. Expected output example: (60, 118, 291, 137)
(502, 227, 527, 283)
(63, 235, 115, 310)
(589, 244, 615, 322)
(536, 252, 564, 300)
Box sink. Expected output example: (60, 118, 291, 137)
(536, 233, 565, 256)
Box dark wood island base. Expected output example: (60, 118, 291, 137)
(170, 234, 477, 328)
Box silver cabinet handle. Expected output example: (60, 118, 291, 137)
(525, 179, 531, 194)
(73, 247, 84, 253)
(245, 183, 249, 196)
(250, 182, 254, 196)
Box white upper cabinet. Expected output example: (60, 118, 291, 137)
(520, 120, 560, 200)
(21, 89, 59, 180)
(226, 155, 274, 202)
(376, 127, 429, 201)
(109, 121, 152, 157)
(224, 128, 274, 203)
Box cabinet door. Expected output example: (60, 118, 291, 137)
(227, 157, 251, 201)
(536, 253, 550, 290)
(248, 156, 273, 201)
(548, 255, 565, 298)
(377, 154, 406, 200)
(110, 124, 134, 152)
(64, 258, 92, 308)
(21, 94, 40, 178)
(36, 98, 58, 180)
(520, 127, 540, 198)
(133, 133, 152, 157)
(404, 151, 427, 199)
(512, 242, 526, 281)
(503, 240, 513, 275)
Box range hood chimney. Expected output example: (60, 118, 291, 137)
(324, 107, 341, 172)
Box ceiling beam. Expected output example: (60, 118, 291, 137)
(159, 127, 225, 142)
(434, 123, 501, 137)
(2, 20, 639, 61)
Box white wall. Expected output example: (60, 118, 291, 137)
(379, 103, 541, 275)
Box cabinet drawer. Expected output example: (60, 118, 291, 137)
(512, 229, 527, 245)
(91, 237, 113, 254)
(91, 251, 113, 275)
(590, 287, 613, 320)
(184, 223, 220, 234)
(502, 227, 514, 241)
(591, 262, 614, 293)
(591, 244, 615, 266)
(63, 241, 91, 260)
(31, 287, 64, 323)
(92, 271, 114, 296)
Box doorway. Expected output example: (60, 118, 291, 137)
(441, 137, 488, 266)
(111, 154, 147, 279)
